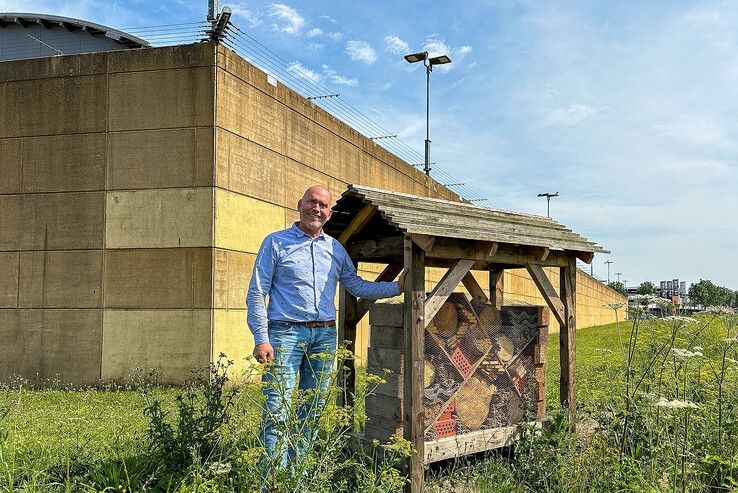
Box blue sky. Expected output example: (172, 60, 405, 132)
(7, 0, 738, 289)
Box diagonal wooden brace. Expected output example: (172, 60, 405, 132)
(351, 263, 403, 324)
(525, 263, 566, 328)
(424, 259, 475, 328)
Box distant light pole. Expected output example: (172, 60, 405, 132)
(605, 260, 613, 284)
(404, 51, 452, 176)
(537, 191, 559, 217)
(615, 272, 622, 283)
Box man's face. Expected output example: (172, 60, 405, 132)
(297, 187, 333, 236)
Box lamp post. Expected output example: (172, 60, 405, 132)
(605, 260, 613, 284)
(537, 191, 559, 217)
(404, 51, 451, 176)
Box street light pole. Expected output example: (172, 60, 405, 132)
(616, 272, 622, 283)
(605, 260, 613, 284)
(404, 51, 451, 176)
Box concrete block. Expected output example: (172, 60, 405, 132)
(105, 188, 213, 248)
(213, 309, 256, 381)
(0, 309, 102, 384)
(0, 252, 19, 308)
(108, 43, 215, 73)
(0, 75, 107, 138)
(280, 159, 346, 213)
(214, 249, 255, 309)
(0, 51, 107, 83)
(101, 309, 211, 383)
(0, 192, 105, 251)
(22, 133, 106, 192)
(108, 128, 213, 189)
(108, 67, 214, 131)
(104, 248, 212, 309)
(0, 138, 22, 193)
(18, 250, 103, 308)
(215, 129, 286, 204)
(214, 190, 284, 253)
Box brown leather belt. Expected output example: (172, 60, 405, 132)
(304, 320, 336, 328)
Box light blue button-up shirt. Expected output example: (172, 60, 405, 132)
(247, 223, 400, 346)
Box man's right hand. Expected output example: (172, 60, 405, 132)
(253, 342, 274, 363)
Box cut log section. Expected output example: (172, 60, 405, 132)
(455, 375, 496, 431)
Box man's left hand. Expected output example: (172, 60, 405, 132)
(397, 268, 408, 294)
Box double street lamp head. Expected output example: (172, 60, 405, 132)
(404, 51, 452, 69)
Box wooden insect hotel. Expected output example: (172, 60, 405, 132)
(326, 185, 608, 492)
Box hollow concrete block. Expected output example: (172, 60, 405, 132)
(18, 250, 103, 308)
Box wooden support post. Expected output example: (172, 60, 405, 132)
(424, 259, 475, 327)
(403, 236, 425, 493)
(338, 204, 375, 245)
(337, 286, 359, 410)
(560, 256, 577, 426)
(525, 263, 566, 328)
(489, 268, 504, 310)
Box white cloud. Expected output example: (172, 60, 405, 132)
(286, 61, 321, 84)
(307, 27, 323, 38)
(346, 39, 377, 63)
(328, 31, 343, 41)
(320, 15, 337, 23)
(458, 45, 472, 57)
(322, 64, 358, 86)
(421, 36, 473, 71)
(308, 43, 324, 50)
(544, 103, 605, 126)
(384, 35, 409, 55)
(268, 3, 304, 35)
(230, 2, 262, 28)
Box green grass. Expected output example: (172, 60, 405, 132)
(1, 315, 736, 491)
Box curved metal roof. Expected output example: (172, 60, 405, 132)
(0, 12, 149, 49)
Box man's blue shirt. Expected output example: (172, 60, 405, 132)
(247, 223, 400, 345)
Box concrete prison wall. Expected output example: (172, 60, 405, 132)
(0, 43, 626, 384)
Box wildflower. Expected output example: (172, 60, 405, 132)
(604, 302, 625, 310)
(594, 348, 613, 354)
(693, 346, 704, 352)
(723, 337, 738, 343)
(706, 306, 732, 314)
(654, 397, 699, 410)
(208, 461, 232, 475)
(366, 373, 387, 385)
(664, 316, 698, 324)
(630, 294, 659, 305)
(725, 357, 738, 365)
(672, 348, 702, 358)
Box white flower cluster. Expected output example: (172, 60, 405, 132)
(594, 348, 614, 354)
(629, 294, 659, 304)
(671, 347, 703, 358)
(723, 337, 738, 343)
(603, 302, 625, 310)
(654, 398, 699, 410)
(705, 306, 732, 314)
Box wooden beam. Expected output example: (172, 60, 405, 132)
(338, 204, 375, 245)
(476, 241, 498, 257)
(352, 264, 403, 324)
(337, 286, 358, 412)
(560, 256, 577, 426)
(403, 236, 425, 493)
(489, 268, 504, 310)
(525, 263, 566, 328)
(424, 421, 543, 463)
(424, 259, 475, 327)
(529, 246, 550, 261)
(411, 233, 435, 253)
(574, 250, 594, 264)
(461, 271, 489, 304)
(347, 236, 404, 260)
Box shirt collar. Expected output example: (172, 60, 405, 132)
(291, 222, 326, 240)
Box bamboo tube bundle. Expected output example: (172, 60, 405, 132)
(454, 375, 496, 431)
(478, 356, 504, 383)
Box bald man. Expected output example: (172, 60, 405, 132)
(247, 185, 405, 472)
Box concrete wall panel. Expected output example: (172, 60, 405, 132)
(0, 309, 102, 384)
(108, 128, 213, 189)
(105, 188, 213, 248)
(18, 250, 103, 308)
(0, 192, 105, 251)
(0, 252, 19, 308)
(101, 309, 211, 382)
(0, 138, 22, 193)
(104, 248, 212, 309)
(213, 308, 254, 380)
(22, 133, 106, 192)
(214, 190, 284, 253)
(214, 249, 255, 309)
(0, 51, 107, 83)
(108, 67, 214, 131)
(0, 75, 107, 138)
(108, 43, 215, 73)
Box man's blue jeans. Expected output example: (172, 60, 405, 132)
(259, 320, 337, 474)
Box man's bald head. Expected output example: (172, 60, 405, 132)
(297, 185, 333, 238)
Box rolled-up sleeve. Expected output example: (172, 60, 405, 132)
(337, 242, 400, 299)
(247, 236, 277, 345)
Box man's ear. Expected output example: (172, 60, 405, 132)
(297, 199, 302, 210)
(325, 208, 333, 221)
